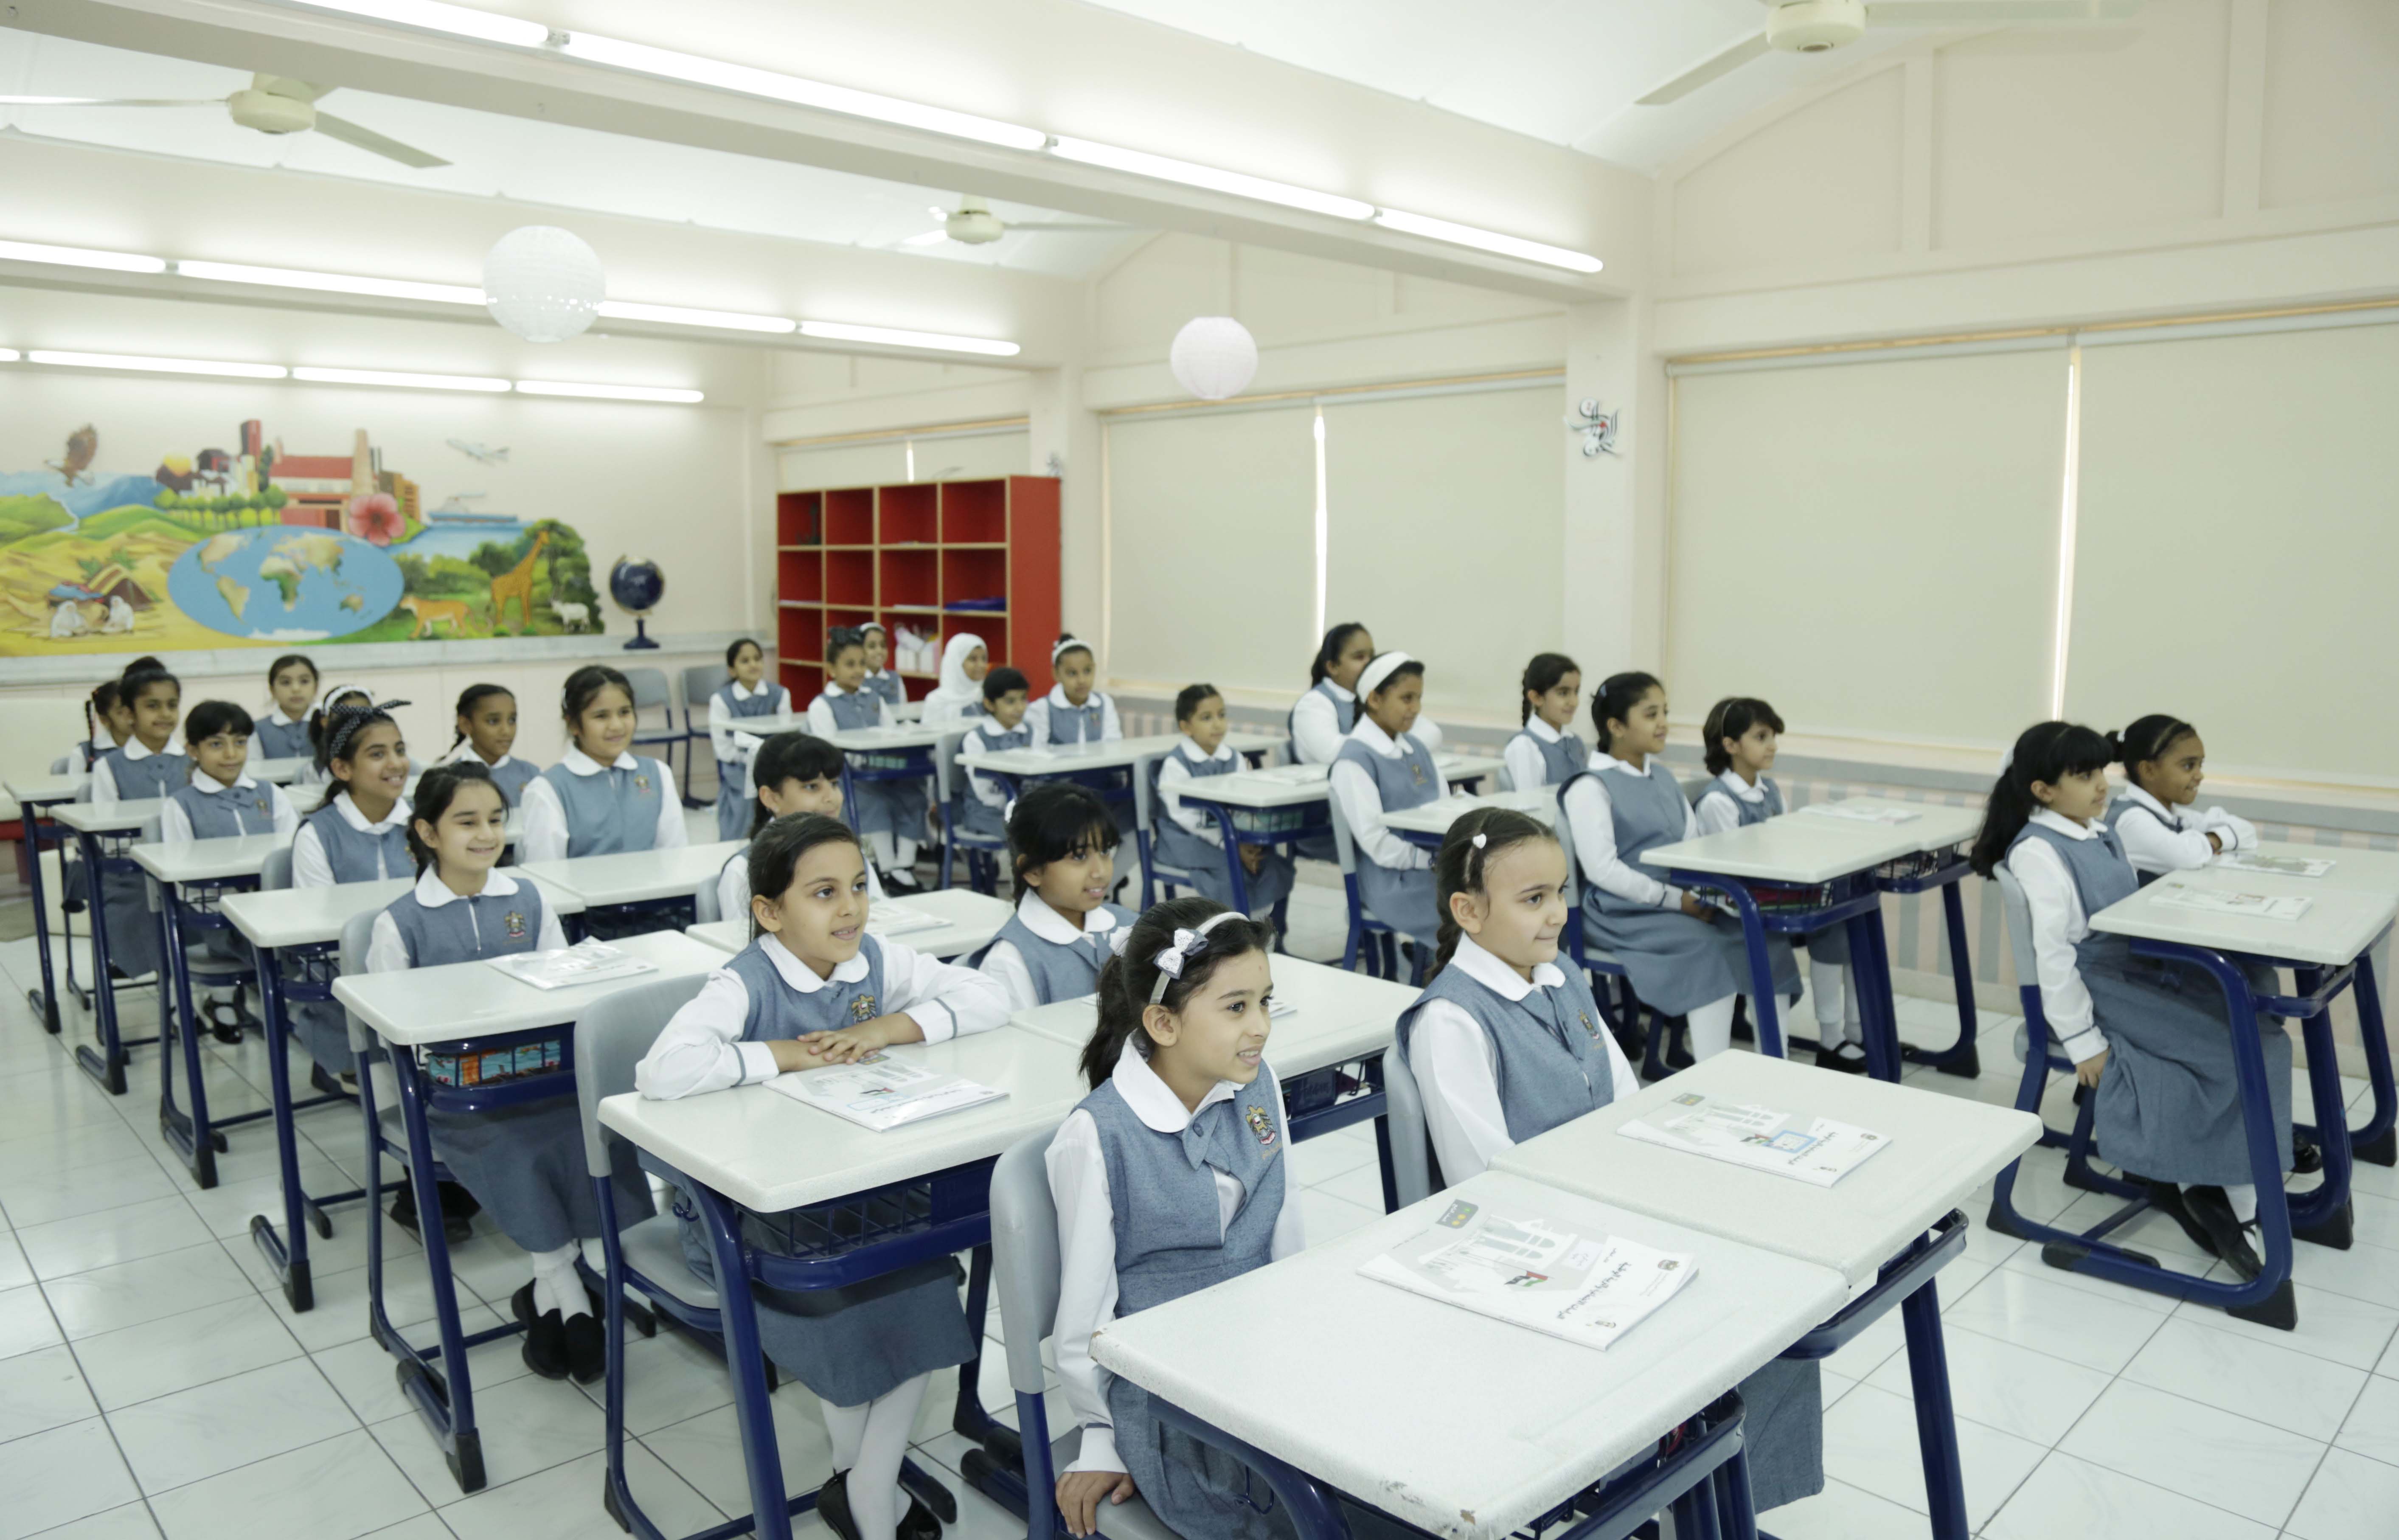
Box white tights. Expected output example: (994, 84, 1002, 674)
(821, 1373, 931, 1540)
(2188, 1182, 2260, 1222)
(529, 1242, 587, 1319)
(863, 832, 921, 873)
(1810, 961, 1863, 1045)
(1686, 996, 1739, 1060)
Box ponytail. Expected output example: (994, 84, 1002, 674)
(1309, 622, 1368, 689)
(1081, 896, 1273, 1088)
(2111, 713, 2197, 800)
(1429, 807, 1553, 981)
(1970, 721, 2114, 877)
(1519, 652, 1579, 727)
(1590, 671, 1661, 754)
(447, 683, 514, 758)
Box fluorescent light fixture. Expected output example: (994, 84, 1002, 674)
(29, 350, 287, 378)
(595, 300, 795, 334)
(291, 365, 510, 391)
(279, 0, 550, 47)
(176, 259, 485, 305)
(0, 239, 167, 274)
(1050, 137, 1373, 221)
(796, 320, 1020, 357)
(558, 32, 1047, 150)
(0, 348, 19, 362)
(1370, 209, 1602, 273)
(514, 379, 706, 403)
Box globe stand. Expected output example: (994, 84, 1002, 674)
(623, 615, 658, 651)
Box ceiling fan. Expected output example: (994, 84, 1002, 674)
(1638, 0, 2145, 105)
(0, 73, 448, 167)
(897, 198, 1119, 247)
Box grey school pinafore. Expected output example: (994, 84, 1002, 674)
(952, 720, 1030, 838)
(714, 683, 791, 840)
(1333, 733, 1443, 946)
(167, 780, 281, 973)
(291, 801, 411, 1072)
(1150, 750, 1295, 915)
(1706, 777, 1844, 976)
(96, 746, 191, 978)
(1564, 762, 1754, 1017)
(984, 903, 1137, 1004)
(819, 688, 929, 847)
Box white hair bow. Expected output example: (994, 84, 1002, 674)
(1153, 928, 1203, 980)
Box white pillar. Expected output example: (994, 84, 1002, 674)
(1561, 298, 1663, 677)
(1026, 365, 1104, 645)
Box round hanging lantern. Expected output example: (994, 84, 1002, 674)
(482, 225, 604, 343)
(1169, 316, 1257, 401)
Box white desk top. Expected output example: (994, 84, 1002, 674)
(969, 731, 1283, 778)
(739, 717, 952, 753)
(2242, 841, 2399, 902)
(53, 799, 162, 835)
(1807, 798, 1985, 855)
(687, 888, 1013, 961)
(1384, 786, 1557, 837)
(1090, 1169, 1848, 1540)
(250, 756, 307, 784)
(515, 841, 750, 907)
(217, 873, 587, 950)
(1646, 816, 1927, 884)
(597, 1026, 1090, 1212)
(1009, 955, 1418, 1079)
(1172, 753, 1506, 811)
(133, 834, 292, 884)
(335, 929, 722, 1046)
(2091, 867, 2397, 968)
(1492, 1051, 2039, 1293)
(4, 773, 89, 806)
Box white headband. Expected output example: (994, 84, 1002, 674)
(1149, 910, 1246, 1005)
(1052, 635, 1093, 666)
(1354, 650, 1414, 703)
(313, 680, 371, 717)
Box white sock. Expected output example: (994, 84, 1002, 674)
(894, 836, 919, 867)
(2226, 1183, 2259, 1223)
(1687, 997, 1737, 1060)
(1842, 965, 1864, 1045)
(822, 1374, 930, 1540)
(1809, 959, 1846, 1036)
(528, 1242, 584, 1319)
(864, 831, 899, 870)
(368, 1061, 399, 1107)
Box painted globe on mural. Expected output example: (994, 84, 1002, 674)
(609, 557, 665, 615)
(165, 526, 405, 642)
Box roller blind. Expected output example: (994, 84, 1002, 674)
(1667, 348, 2068, 748)
(1322, 385, 1564, 722)
(917, 430, 1029, 482)
(779, 440, 907, 491)
(2065, 322, 2399, 783)
(1106, 407, 1318, 692)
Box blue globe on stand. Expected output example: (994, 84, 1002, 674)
(609, 557, 665, 650)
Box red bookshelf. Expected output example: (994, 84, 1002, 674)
(773, 475, 1060, 704)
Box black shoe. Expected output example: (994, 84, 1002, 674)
(899, 1494, 941, 1540)
(201, 998, 245, 1045)
(2182, 1186, 2265, 1280)
(309, 1063, 344, 1098)
(817, 1470, 861, 1540)
(388, 1177, 474, 1246)
(1817, 1043, 1870, 1075)
(2143, 1180, 2221, 1258)
(882, 867, 925, 896)
(512, 1282, 571, 1380)
(436, 1179, 482, 1223)
(1665, 1034, 1695, 1072)
(2292, 1131, 2323, 1176)
(562, 1310, 605, 1384)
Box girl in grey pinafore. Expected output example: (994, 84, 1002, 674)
(2011, 821, 2292, 1186)
(980, 902, 1138, 1004)
(1332, 733, 1444, 944)
(1506, 724, 1590, 788)
(1081, 1068, 1299, 1540)
(1150, 750, 1296, 915)
(163, 774, 287, 987)
(1395, 958, 1823, 1512)
(1289, 679, 1354, 863)
(291, 799, 414, 1071)
(815, 686, 931, 854)
(714, 679, 792, 840)
(953, 717, 1031, 838)
(1562, 763, 1754, 1017)
(651, 937, 976, 1402)
(93, 743, 191, 979)
(1702, 777, 1830, 989)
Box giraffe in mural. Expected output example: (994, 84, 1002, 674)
(489, 529, 550, 632)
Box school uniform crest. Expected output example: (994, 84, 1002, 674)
(253, 796, 271, 816)
(634, 773, 653, 793)
(1243, 1102, 1278, 1149)
(1579, 1010, 1598, 1037)
(503, 910, 528, 940)
(1408, 759, 1427, 787)
(849, 993, 878, 1023)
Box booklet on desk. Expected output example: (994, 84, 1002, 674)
(1800, 802, 1921, 825)
(2152, 882, 2313, 922)
(1051, 992, 1298, 1020)
(1358, 1197, 1697, 1351)
(485, 941, 658, 990)
(764, 1055, 1006, 1131)
(866, 903, 948, 937)
(2214, 852, 2335, 880)
(1619, 1090, 1888, 1187)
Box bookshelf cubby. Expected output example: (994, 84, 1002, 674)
(773, 475, 1060, 704)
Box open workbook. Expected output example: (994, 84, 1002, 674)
(765, 1054, 1006, 1131)
(2150, 882, 2313, 922)
(1359, 1197, 1697, 1351)
(1799, 802, 1921, 826)
(485, 940, 658, 990)
(865, 903, 950, 937)
(2213, 851, 2335, 880)
(1619, 1089, 1888, 1187)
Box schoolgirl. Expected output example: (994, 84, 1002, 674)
(255, 652, 319, 761)
(711, 637, 792, 840)
(1023, 636, 1122, 746)
(87, 662, 188, 980)
(1501, 652, 1590, 792)
(158, 701, 295, 1037)
(2105, 715, 2258, 880)
(716, 731, 884, 923)
(75, 677, 131, 770)
(288, 699, 416, 1086)
(952, 668, 1033, 841)
(860, 624, 907, 713)
(520, 665, 687, 864)
(1152, 683, 1294, 917)
(367, 762, 651, 1383)
(978, 783, 1135, 1012)
(1290, 623, 1447, 767)
(294, 680, 372, 788)
(1327, 652, 1444, 956)
(1046, 898, 1300, 1540)
(438, 683, 541, 806)
(637, 814, 1007, 1540)
(811, 628, 928, 886)
(919, 633, 989, 728)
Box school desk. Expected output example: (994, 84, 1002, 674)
(51, 797, 168, 1096)
(687, 887, 1014, 963)
(1808, 800, 1990, 1079)
(516, 840, 749, 936)
(4, 772, 89, 1037)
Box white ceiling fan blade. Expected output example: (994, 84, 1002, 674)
(1637, 33, 1772, 106)
(1006, 222, 1120, 233)
(1866, 0, 2143, 24)
(899, 228, 951, 246)
(310, 110, 449, 168)
(255, 74, 335, 102)
(0, 96, 222, 107)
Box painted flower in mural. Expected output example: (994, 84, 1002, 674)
(346, 492, 402, 547)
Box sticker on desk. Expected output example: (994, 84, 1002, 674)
(1359, 1206, 1698, 1350)
(484, 940, 658, 990)
(764, 1057, 1007, 1131)
(1799, 802, 1921, 825)
(2213, 852, 2334, 880)
(2152, 884, 2313, 922)
(1619, 1091, 1887, 1187)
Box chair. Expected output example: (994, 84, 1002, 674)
(1130, 753, 1202, 911)
(692, 870, 722, 926)
(1376, 1035, 1438, 1211)
(681, 663, 730, 798)
(621, 667, 695, 804)
(1325, 794, 1407, 981)
(1551, 797, 1674, 1077)
(987, 1131, 1187, 1540)
(934, 733, 1005, 895)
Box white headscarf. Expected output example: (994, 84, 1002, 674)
(922, 632, 987, 718)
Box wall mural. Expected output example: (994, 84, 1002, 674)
(0, 417, 603, 655)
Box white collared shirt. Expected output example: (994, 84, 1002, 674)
(1693, 768, 1770, 838)
(89, 734, 178, 808)
(1046, 1040, 1303, 1476)
(2112, 784, 2256, 876)
(979, 891, 1131, 1013)
(1561, 755, 1693, 911)
(1290, 684, 1447, 767)
(517, 745, 689, 864)
(805, 682, 889, 741)
(1409, 936, 1641, 1183)
(2006, 808, 2111, 1064)
(1155, 736, 1238, 847)
(1501, 716, 1571, 795)
(435, 741, 521, 776)
(957, 716, 1026, 809)
(157, 772, 297, 846)
(1023, 686, 1122, 748)
(709, 679, 787, 764)
(365, 868, 568, 972)
(717, 843, 883, 927)
(1327, 718, 1433, 872)
(633, 930, 1007, 1099)
(290, 791, 415, 889)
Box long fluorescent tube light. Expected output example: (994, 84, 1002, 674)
(29, 350, 287, 378)
(176, 259, 485, 305)
(515, 380, 706, 403)
(1370, 209, 1602, 273)
(281, 0, 550, 48)
(0, 348, 19, 362)
(1049, 137, 1373, 221)
(0, 239, 167, 274)
(292, 365, 509, 391)
(796, 320, 1020, 357)
(557, 33, 1048, 151)
(595, 300, 794, 334)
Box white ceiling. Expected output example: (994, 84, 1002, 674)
(0, 29, 1146, 279)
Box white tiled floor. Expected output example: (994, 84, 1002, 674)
(0, 878, 2393, 1538)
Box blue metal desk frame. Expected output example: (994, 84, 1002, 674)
(65, 816, 162, 1096)
(15, 787, 84, 1037)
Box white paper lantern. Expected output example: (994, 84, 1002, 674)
(483, 225, 604, 343)
(1169, 316, 1258, 401)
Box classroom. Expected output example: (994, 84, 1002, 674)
(0, 2, 2393, 1538)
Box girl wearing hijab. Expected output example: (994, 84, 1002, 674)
(919, 633, 990, 728)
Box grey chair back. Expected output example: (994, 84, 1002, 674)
(1379, 1038, 1436, 1208)
(1326, 789, 1362, 877)
(261, 845, 294, 892)
(338, 908, 379, 1059)
(574, 974, 712, 1180)
(624, 666, 673, 715)
(693, 866, 724, 926)
(682, 666, 728, 720)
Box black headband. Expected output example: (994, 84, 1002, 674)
(324, 699, 409, 764)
